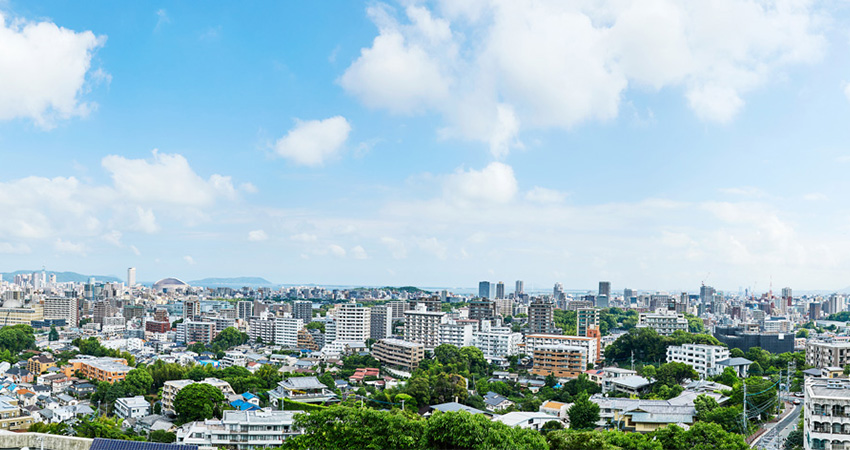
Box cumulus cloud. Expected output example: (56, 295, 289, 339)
(248, 229, 269, 241)
(328, 244, 347, 257)
(0, 242, 30, 254)
(525, 187, 567, 204)
(342, 0, 825, 155)
(273, 116, 352, 166)
(443, 162, 518, 205)
(350, 245, 368, 259)
(0, 13, 106, 128)
(380, 236, 407, 259)
(55, 238, 86, 255)
(183, 255, 196, 265)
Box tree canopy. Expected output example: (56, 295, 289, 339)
(174, 383, 225, 423)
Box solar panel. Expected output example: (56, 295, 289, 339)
(90, 438, 198, 450)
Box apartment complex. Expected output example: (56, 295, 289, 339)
(370, 305, 392, 340)
(636, 309, 688, 336)
(665, 344, 730, 378)
(439, 320, 475, 347)
(0, 397, 33, 431)
(577, 308, 599, 337)
(531, 345, 588, 378)
(332, 303, 371, 344)
(44, 296, 79, 326)
(525, 333, 600, 363)
(274, 318, 304, 347)
(176, 320, 216, 344)
(64, 357, 131, 383)
(528, 299, 556, 334)
(178, 410, 303, 450)
(473, 321, 522, 360)
(372, 338, 425, 371)
(27, 354, 55, 374)
(163, 378, 236, 414)
(806, 341, 850, 368)
(403, 305, 446, 349)
(804, 377, 850, 450)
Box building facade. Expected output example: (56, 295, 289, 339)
(531, 345, 588, 378)
(528, 299, 556, 334)
(665, 344, 730, 378)
(372, 338, 425, 371)
(403, 305, 445, 349)
(636, 309, 688, 336)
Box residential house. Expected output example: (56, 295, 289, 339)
(482, 391, 514, 412)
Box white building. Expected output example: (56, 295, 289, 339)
(43, 297, 79, 327)
(666, 344, 730, 378)
(114, 396, 150, 420)
(248, 318, 276, 344)
(473, 321, 522, 360)
(404, 304, 446, 350)
(636, 309, 689, 336)
(804, 377, 850, 450)
(332, 303, 370, 344)
(524, 334, 600, 363)
(274, 318, 304, 347)
(440, 321, 475, 348)
(177, 409, 303, 450)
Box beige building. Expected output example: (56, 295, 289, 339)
(0, 305, 43, 326)
(372, 338, 424, 371)
(0, 397, 33, 431)
(531, 345, 588, 378)
(403, 305, 445, 349)
(63, 357, 130, 383)
(806, 341, 850, 368)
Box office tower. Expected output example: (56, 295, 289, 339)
(515, 280, 524, 297)
(468, 299, 496, 321)
(478, 281, 492, 299)
(577, 308, 599, 337)
(781, 287, 792, 314)
(553, 283, 564, 300)
(44, 297, 79, 327)
(598, 281, 611, 298)
(237, 301, 254, 320)
(184, 299, 200, 321)
(292, 300, 313, 323)
(404, 304, 446, 349)
(440, 290, 448, 302)
(495, 282, 505, 300)
(528, 298, 556, 334)
(333, 303, 371, 343)
(596, 295, 609, 308)
(370, 305, 392, 340)
(649, 294, 671, 311)
(127, 268, 136, 287)
(700, 285, 715, 304)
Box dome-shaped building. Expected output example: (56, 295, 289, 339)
(152, 277, 190, 293)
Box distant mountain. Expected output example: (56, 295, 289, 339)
(0, 270, 122, 283)
(189, 277, 276, 288)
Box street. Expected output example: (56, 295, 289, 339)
(754, 401, 802, 450)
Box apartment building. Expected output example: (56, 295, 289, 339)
(804, 377, 850, 450)
(528, 299, 556, 334)
(44, 297, 79, 327)
(525, 333, 601, 363)
(332, 303, 371, 344)
(27, 354, 55, 374)
(403, 305, 446, 349)
(577, 308, 599, 337)
(806, 341, 850, 368)
(115, 396, 150, 420)
(248, 318, 276, 344)
(64, 357, 131, 383)
(274, 318, 304, 347)
(177, 410, 303, 450)
(473, 321, 522, 360)
(292, 300, 313, 323)
(176, 320, 216, 344)
(439, 320, 475, 347)
(372, 338, 425, 371)
(636, 309, 688, 336)
(531, 345, 588, 378)
(666, 344, 730, 378)
(370, 305, 392, 340)
(163, 378, 236, 414)
(0, 397, 33, 431)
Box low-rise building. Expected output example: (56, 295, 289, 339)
(115, 396, 150, 420)
(27, 354, 55, 374)
(636, 309, 688, 336)
(482, 391, 514, 412)
(531, 345, 588, 378)
(804, 377, 850, 450)
(162, 378, 236, 415)
(524, 334, 600, 363)
(806, 340, 850, 369)
(372, 338, 424, 371)
(64, 357, 131, 383)
(610, 375, 653, 396)
(0, 396, 33, 430)
(177, 409, 303, 450)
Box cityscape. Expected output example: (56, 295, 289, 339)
(3, 1, 850, 450)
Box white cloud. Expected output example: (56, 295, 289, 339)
(443, 162, 518, 205)
(290, 233, 318, 243)
(0, 13, 106, 128)
(102, 230, 122, 247)
(0, 242, 30, 254)
(525, 186, 567, 204)
(248, 229, 269, 242)
(351, 245, 368, 259)
(183, 255, 196, 265)
(102, 150, 237, 206)
(380, 236, 407, 259)
(328, 244, 347, 257)
(54, 238, 86, 255)
(273, 116, 352, 166)
(130, 245, 141, 256)
(155, 9, 170, 32)
(417, 237, 448, 260)
(342, 0, 825, 155)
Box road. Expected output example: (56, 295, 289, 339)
(753, 401, 802, 450)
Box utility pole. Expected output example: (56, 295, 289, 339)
(631, 350, 634, 371)
(742, 380, 748, 434)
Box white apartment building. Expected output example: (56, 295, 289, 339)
(440, 321, 475, 347)
(666, 344, 730, 378)
(163, 378, 235, 414)
(404, 305, 446, 349)
(332, 303, 370, 344)
(114, 396, 150, 420)
(473, 321, 522, 360)
(636, 309, 689, 336)
(248, 318, 276, 344)
(177, 410, 303, 450)
(274, 318, 304, 347)
(804, 377, 850, 450)
(524, 334, 600, 363)
(43, 297, 78, 326)
(220, 351, 247, 368)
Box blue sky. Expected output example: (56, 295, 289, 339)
(2, 0, 850, 292)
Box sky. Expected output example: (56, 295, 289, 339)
(2, 1, 850, 292)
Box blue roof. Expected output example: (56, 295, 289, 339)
(90, 438, 197, 450)
(242, 392, 257, 400)
(229, 400, 260, 411)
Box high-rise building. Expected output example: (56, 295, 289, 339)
(154, 308, 169, 322)
(403, 304, 446, 349)
(44, 297, 79, 327)
(478, 281, 492, 299)
(237, 301, 254, 320)
(177, 321, 216, 344)
(495, 282, 505, 300)
(577, 308, 599, 337)
(553, 283, 564, 300)
(515, 280, 524, 298)
(803, 377, 850, 450)
(292, 300, 313, 323)
(598, 281, 611, 298)
(468, 300, 496, 321)
(370, 305, 392, 340)
(274, 318, 304, 347)
(332, 303, 371, 344)
(528, 298, 555, 334)
(184, 299, 200, 321)
(596, 295, 609, 308)
(127, 268, 136, 287)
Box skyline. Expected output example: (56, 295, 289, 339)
(3, 1, 850, 290)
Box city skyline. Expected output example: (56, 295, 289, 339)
(3, 1, 850, 290)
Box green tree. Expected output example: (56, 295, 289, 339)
(174, 383, 225, 423)
(0, 324, 35, 354)
(651, 422, 748, 450)
(305, 321, 325, 333)
(749, 361, 764, 376)
(212, 327, 249, 350)
(547, 430, 620, 450)
(124, 368, 154, 396)
(149, 430, 176, 443)
(48, 325, 59, 341)
(282, 406, 425, 450)
(567, 392, 600, 430)
(423, 410, 548, 450)
(730, 347, 745, 358)
(785, 429, 803, 450)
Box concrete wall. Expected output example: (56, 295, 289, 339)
(0, 432, 92, 450)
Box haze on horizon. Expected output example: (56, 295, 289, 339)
(2, 1, 850, 292)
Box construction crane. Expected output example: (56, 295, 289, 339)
(701, 272, 711, 287)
